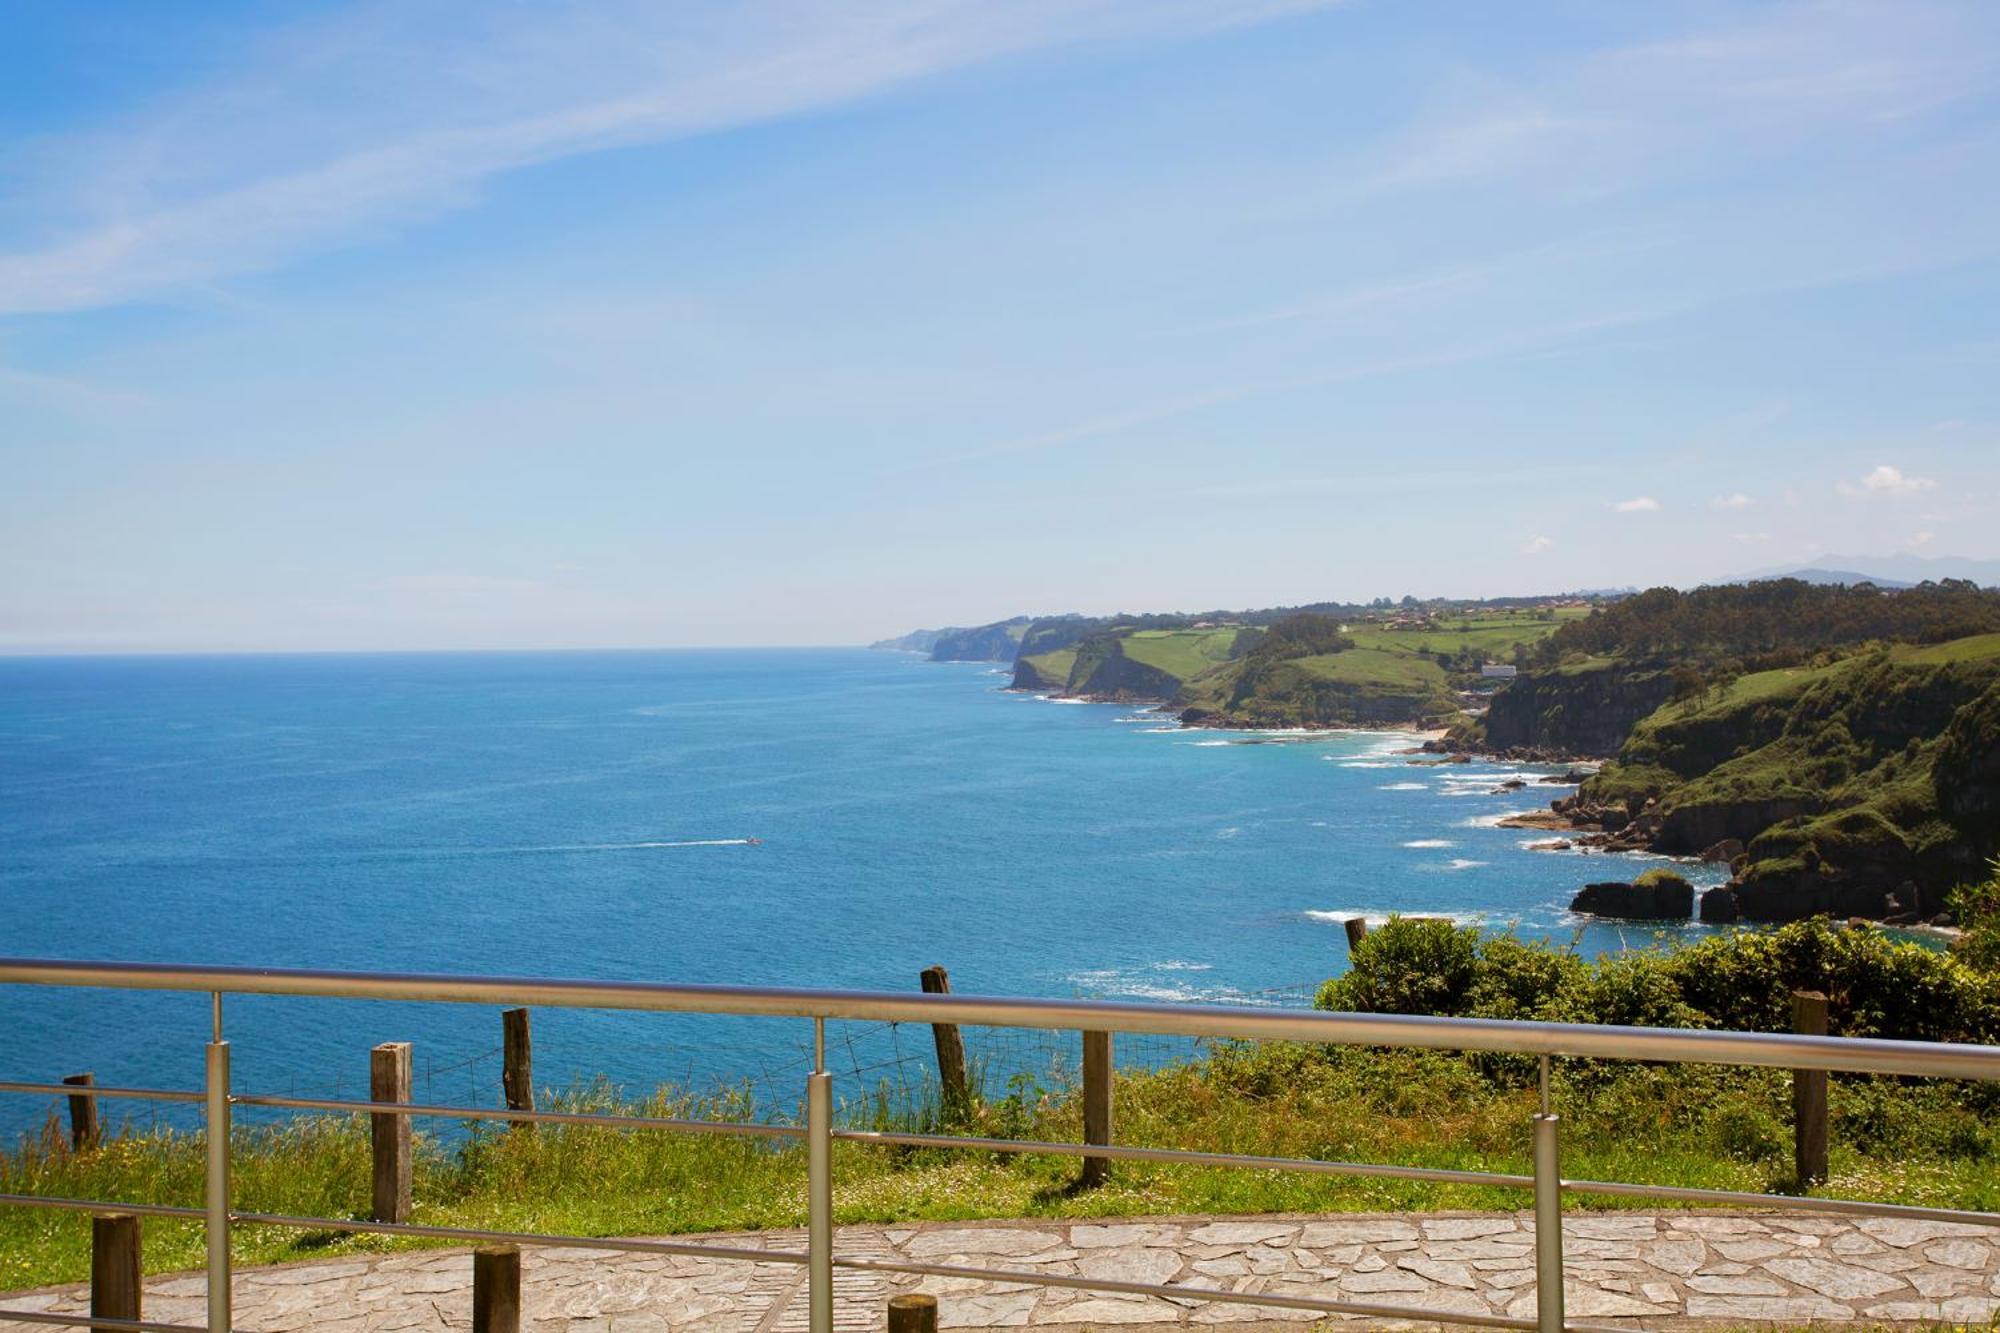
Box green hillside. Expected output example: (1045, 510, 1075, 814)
(1117, 627, 1240, 679)
(1566, 632, 2000, 921)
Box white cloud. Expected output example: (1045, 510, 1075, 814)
(1839, 464, 1938, 497)
(0, 1, 1340, 315)
(1710, 492, 1754, 509)
(1613, 496, 1661, 513)
(1906, 531, 1937, 549)
(1522, 534, 1555, 555)
(1732, 531, 1773, 544)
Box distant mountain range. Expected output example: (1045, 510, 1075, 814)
(1738, 554, 2000, 590)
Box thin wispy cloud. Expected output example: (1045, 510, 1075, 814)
(1711, 492, 1755, 509)
(1613, 496, 1662, 513)
(0, 0, 1341, 315)
(1522, 535, 1555, 556)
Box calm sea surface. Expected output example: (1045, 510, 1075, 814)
(0, 648, 1726, 1135)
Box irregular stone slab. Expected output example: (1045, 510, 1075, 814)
(934, 1291, 1038, 1328)
(1422, 1218, 1520, 1240)
(1768, 1256, 1910, 1300)
(1505, 1287, 1666, 1318)
(1855, 1218, 1993, 1247)
(1565, 1216, 1659, 1240)
(1641, 1239, 1707, 1275)
(1714, 1237, 1792, 1262)
(1396, 1258, 1476, 1290)
(1075, 1249, 1184, 1288)
(1037, 1295, 1186, 1324)
(1688, 1274, 1788, 1296)
(1187, 1222, 1299, 1246)
(1674, 1216, 1772, 1236)
(1400, 1287, 1492, 1316)
(1338, 1269, 1430, 1294)
(901, 1228, 1064, 1259)
(1927, 1239, 1995, 1270)
(1870, 1296, 2000, 1323)
(1909, 1268, 1983, 1298)
(1685, 1294, 1856, 1320)
(1426, 1238, 1532, 1260)
(1070, 1224, 1182, 1249)
(1296, 1219, 1417, 1246)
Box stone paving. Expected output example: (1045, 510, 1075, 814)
(6, 1212, 2000, 1330)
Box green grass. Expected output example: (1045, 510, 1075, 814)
(1017, 647, 1077, 687)
(1117, 628, 1240, 682)
(1346, 611, 1576, 661)
(1896, 631, 2000, 665)
(6, 1042, 1998, 1292)
(1286, 647, 1446, 689)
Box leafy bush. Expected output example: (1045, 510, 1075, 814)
(1316, 915, 2000, 1044)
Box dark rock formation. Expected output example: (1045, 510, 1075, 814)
(1569, 872, 1694, 920)
(1699, 887, 1740, 924)
(1699, 838, 1747, 864)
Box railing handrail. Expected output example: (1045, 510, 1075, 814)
(4, 955, 1999, 1080)
(10, 953, 2000, 1333)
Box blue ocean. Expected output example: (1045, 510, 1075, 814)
(0, 649, 1725, 1136)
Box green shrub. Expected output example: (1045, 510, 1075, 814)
(1316, 914, 2000, 1043)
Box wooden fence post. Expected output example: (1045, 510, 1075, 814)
(371, 1042, 413, 1224)
(64, 1073, 100, 1151)
(918, 967, 969, 1120)
(502, 1009, 533, 1127)
(1792, 991, 1829, 1187)
(1079, 1030, 1113, 1189)
(473, 1245, 521, 1333)
(1342, 917, 1368, 951)
(91, 1213, 141, 1332)
(888, 1292, 939, 1333)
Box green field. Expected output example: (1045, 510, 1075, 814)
(1896, 631, 2000, 665)
(1017, 647, 1077, 686)
(1116, 628, 1240, 680)
(1286, 646, 1447, 688)
(1345, 609, 1586, 660)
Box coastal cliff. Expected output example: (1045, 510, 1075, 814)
(1478, 663, 1673, 757)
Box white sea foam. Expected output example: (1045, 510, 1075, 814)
(1064, 964, 1277, 1006)
(1216, 826, 1242, 838)
(1339, 760, 1399, 769)
(1378, 782, 1427, 790)
(421, 838, 758, 858)
(1305, 907, 1493, 928)
(1461, 809, 1539, 828)
(1402, 839, 1454, 848)
(1183, 739, 1234, 747)
(1445, 858, 1488, 870)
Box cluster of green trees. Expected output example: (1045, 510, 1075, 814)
(1529, 580, 2000, 670)
(1244, 612, 1354, 661)
(1316, 882, 2000, 1046)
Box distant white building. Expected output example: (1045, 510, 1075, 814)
(1480, 663, 1518, 679)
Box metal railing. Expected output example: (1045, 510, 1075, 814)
(4, 956, 2000, 1333)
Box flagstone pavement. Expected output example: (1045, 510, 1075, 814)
(6, 1212, 2000, 1331)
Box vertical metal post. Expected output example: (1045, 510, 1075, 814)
(205, 994, 232, 1333)
(807, 1017, 833, 1333)
(1532, 1107, 1563, 1333)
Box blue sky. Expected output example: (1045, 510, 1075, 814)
(3, 0, 1998, 650)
